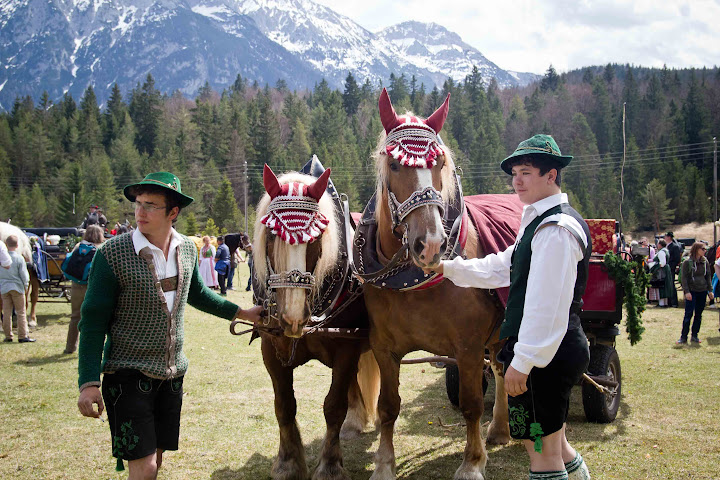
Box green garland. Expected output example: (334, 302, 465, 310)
(603, 252, 646, 345)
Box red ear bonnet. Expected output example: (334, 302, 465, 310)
(379, 88, 402, 134)
(307, 168, 331, 201)
(425, 93, 450, 134)
(263, 164, 282, 199)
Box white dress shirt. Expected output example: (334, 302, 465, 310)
(132, 228, 184, 311)
(443, 193, 587, 375)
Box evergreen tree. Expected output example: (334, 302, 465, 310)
(13, 188, 31, 228)
(214, 176, 241, 232)
(203, 217, 219, 237)
(388, 73, 410, 108)
(129, 74, 162, 155)
(540, 65, 561, 92)
(603, 63, 615, 84)
(78, 85, 103, 154)
(29, 183, 50, 226)
(103, 83, 127, 148)
(59, 162, 87, 226)
(342, 72, 361, 116)
(184, 212, 199, 236)
(642, 179, 674, 232)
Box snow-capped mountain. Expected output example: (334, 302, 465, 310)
(0, 0, 538, 109)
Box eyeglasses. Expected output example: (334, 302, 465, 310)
(133, 201, 167, 213)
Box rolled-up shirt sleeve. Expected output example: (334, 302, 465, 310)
(443, 243, 514, 289)
(510, 225, 584, 374)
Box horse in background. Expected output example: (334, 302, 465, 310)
(0, 222, 39, 327)
(356, 90, 510, 480)
(249, 163, 379, 480)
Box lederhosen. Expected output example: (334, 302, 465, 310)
(497, 203, 591, 441)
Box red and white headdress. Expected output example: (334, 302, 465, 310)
(379, 88, 450, 169)
(260, 164, 331, 245)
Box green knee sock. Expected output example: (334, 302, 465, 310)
(529, 470, 568, 480)
(565, 452, 591, 480)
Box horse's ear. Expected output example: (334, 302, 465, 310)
(263, 164, 282, 199)
(425, 93, 450, 134)
(307, 168, 331, 201)
(379, 88, 401, 134)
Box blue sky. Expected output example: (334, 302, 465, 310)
(316, 0, 720, 74)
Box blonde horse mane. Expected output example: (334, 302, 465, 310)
(372, 116, 457, 221)
(253, 171, 340, 298)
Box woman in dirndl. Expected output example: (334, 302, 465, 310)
(648, 239, 673, 307)
(198, 236, 218, 288)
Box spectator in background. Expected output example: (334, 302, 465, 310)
(649, 239, 673, 307)
(227, 248, 240, 291)
(214, 236, 231, 296)
(63, 225, 105, 354)
(244, 243, 253, 292)
(715, 256, 720, 332)
(198, 236, 218, 289)
(640, 237, 655, 261)
(0, 235, 32, 343)
(664, 232, 683, 307)
(677, 242, 713, 344)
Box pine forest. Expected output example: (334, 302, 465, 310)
(1, 63, 718, 236)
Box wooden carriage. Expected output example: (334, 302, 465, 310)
(24, 227, 80, 303)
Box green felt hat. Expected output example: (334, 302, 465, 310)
(124, 172, 194, 207)
(500, 134, 573, 175)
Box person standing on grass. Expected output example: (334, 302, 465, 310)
(63, 225, 105, 354)
(677, 242, 713, 344)
(0, 235, 32, 343)
(214, 235, 230, 296)
(665, 232, 683, 307)
(76, 171, 262, 479)
(424, 134, 592, 480)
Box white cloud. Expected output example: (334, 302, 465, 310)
(314, 0, 720, 74)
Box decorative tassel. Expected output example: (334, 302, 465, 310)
(530, 422, 544, 453)
(116, 458, 125, 472)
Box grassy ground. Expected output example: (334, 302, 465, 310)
(1, 265, 719, 479)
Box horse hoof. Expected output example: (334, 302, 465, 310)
(369, 466, 396, 480)
(272, 457, 310, 480)
(454, 459, 486, 480)
(312, 463, 351, 480)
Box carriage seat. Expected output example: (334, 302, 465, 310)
(24, 227, 80, 238)
(585, 219, 618, 255)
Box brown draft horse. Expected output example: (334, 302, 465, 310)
(250, 164, 379, 480)
(359, 91, 510, 480)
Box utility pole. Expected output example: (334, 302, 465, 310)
(714, 136, 717, 245)
(244, 159, 248, 234)
(620, 102, 626, 228)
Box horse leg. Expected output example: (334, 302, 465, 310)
(312, 347, 359, 480)
(262, 338, 309, 480)
(27, 274, 39, 328)
(369, 349, 401, 480)
(341, 350, 380, 439)
(486, 345, 511, 445)
(454, 355, 487, 480)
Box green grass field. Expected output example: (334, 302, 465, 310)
(1, 266, 719, 479)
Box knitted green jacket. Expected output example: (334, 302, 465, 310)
(78, 233, 238, 391)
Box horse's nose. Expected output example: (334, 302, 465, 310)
(413, 233, 447, 264)
(413, 236, 427, 259)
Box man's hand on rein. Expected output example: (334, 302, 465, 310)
(236, 305, 264, 324)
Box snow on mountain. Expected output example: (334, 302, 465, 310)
(0, 0, 539, 109)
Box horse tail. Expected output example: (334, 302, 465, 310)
(341, 349, 380, 438)
(357, 349, 380, 425)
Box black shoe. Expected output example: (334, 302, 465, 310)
(18, 337, 36, 343)
(690, 336, 701, 343)
(676, 338, 687, 345)
(3, 338, 12, 343)
(245, 287, 251, 291)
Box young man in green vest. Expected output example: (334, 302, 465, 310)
(77, 172, 262, 479)
(427, 135, 592, 480)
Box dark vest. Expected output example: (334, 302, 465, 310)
(500, 203, 592, 340)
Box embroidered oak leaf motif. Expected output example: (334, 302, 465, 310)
(530, 422, 544, 453)
(113, 421, 139, 457)
(508, 405, 529, 437)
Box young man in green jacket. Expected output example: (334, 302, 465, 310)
(77, 172, 261, 479)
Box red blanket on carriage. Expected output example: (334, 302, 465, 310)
(464, 194, 524, 308)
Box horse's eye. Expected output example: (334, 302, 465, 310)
(389, 162, 399, 172)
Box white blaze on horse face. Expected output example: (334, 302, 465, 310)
(277, 242, 308, 336)
(411, 168, 445, 264)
